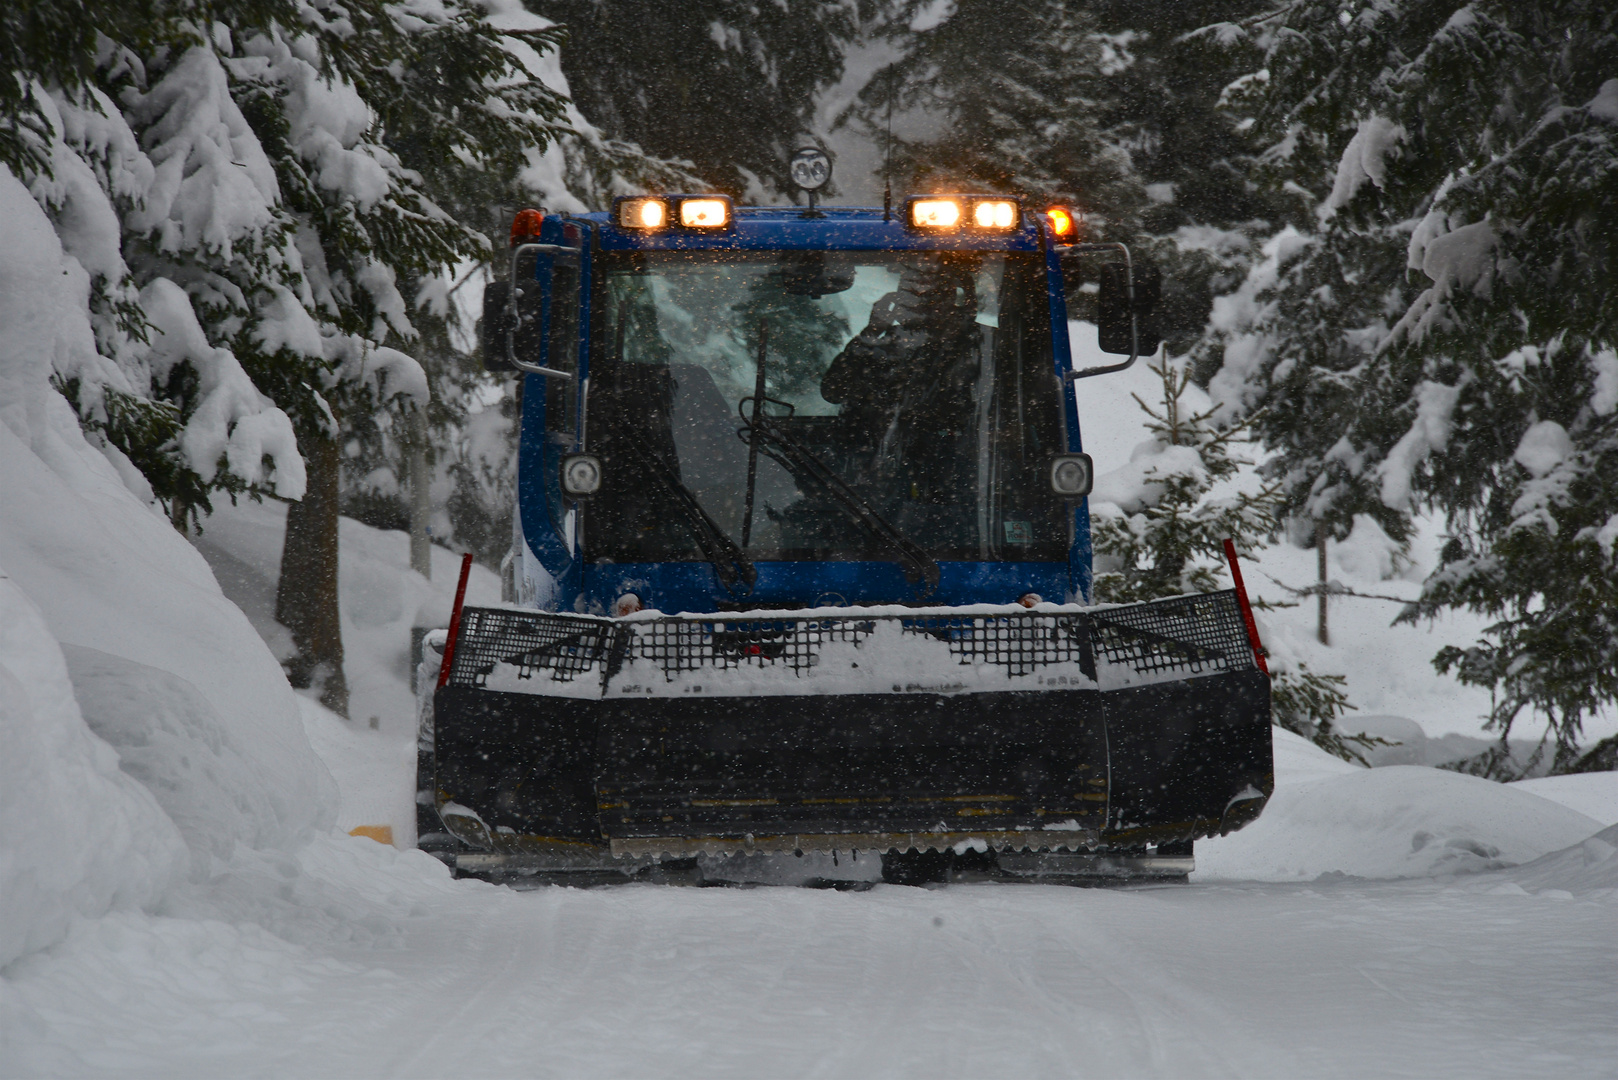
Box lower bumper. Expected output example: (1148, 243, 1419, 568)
(430, 669, 1272, 857)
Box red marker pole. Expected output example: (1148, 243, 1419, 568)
(1222, 538, 1269, 675)
(437, 552, 475, 689)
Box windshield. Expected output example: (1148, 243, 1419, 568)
(583, 249, 1067, 567)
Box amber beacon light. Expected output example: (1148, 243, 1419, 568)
(510, 207, 545, 246)
(1045, 205, 1080, 242)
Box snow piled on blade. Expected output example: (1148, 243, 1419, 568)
(0, 163, 336, 967)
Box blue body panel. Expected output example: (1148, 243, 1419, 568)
(582, 560, 1074, 616)
(515, 206, 1095, 614)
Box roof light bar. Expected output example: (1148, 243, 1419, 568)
(905, 195, 1021, 232)
(614, 194, 733, 230)
(909, 198, 961, 229)
(974, 200, 1016, 228)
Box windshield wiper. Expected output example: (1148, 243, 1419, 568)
(739, 399, 940, 598)
(609, 421, 756, 595)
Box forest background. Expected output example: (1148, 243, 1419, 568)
(3, 0, 1614, 774)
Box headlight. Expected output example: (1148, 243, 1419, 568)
(561, 454, 603, 497)
(618, 197, 666, 229)
(907, 196, 1020, 232)
(909, 198, 961, 228)
(973, 199, 1016, 229)
(679, 198, 730, 228)
(1049, 453, 1093, 498)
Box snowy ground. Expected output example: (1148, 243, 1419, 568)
(4, 717, 1614, 1078)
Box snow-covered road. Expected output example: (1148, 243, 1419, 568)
(7, 852, 1615, 1079)
(11, 683, 1613, 1078)
(346, 879, 1617, 1079)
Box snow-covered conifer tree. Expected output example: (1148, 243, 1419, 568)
(1196, 0, 1618, 773)
(3, 0, 578, 714)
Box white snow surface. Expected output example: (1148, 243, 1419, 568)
(1196, 731, 1603, 881)
(1324, 115, 1405, 214)
(0, 166, 334, 970)
(3, 717, 1613, 1077)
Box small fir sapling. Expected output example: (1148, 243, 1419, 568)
(1091, 354, 1376, 762)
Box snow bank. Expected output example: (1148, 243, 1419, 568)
(1197, 730, 1603, 881)
(1490, 822, 1618, 896)
(0, 574, 187, 970)
(60, 646, 304, 869)
(190, 497, 500, 845)
(0, 165, 335, 966)
(1510, 773, 1618, 827)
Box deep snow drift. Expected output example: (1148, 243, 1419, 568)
(0, 168, 334, 976)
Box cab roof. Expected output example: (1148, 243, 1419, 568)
(575, 206, 1051, 254)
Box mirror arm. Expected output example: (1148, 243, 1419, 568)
(505, 242, 579, 380)
(1062, 242, 1140, 382)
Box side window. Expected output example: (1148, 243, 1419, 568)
(544, 260, 580, 435)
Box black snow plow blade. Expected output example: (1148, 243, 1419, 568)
(424, 593, 1272, 867)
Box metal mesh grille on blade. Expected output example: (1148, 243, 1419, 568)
(446, 591, 1257, 690)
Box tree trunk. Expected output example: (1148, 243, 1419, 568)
(1316, 528, 1329, 647)
(407, 408, 431, 579)
(276, 433, 349, 717)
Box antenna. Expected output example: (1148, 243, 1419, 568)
(883, 68, 895, 222)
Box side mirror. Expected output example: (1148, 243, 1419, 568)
(1097, 261, 1162, 356)
(480, 280, 516, 372)
(484, 247, 581, 378)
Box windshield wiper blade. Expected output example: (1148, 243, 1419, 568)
(612, 424, 756, 595)
(740, 404, 940, 598)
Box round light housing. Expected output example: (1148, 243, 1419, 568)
(679, 198, 730, 228)
(561, 453, 603, 497)
(789, 147, 832, 192)
(1049, 453, 1094, 498)
(910, 198, 961, 228)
